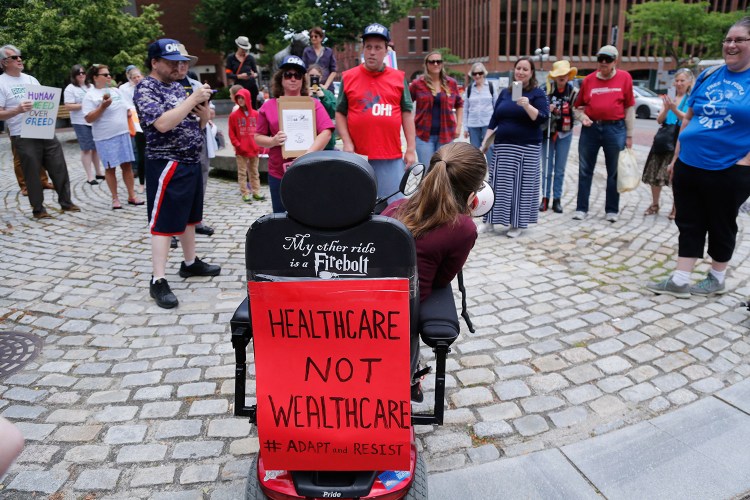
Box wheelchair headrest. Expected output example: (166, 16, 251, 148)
(281, 151, 377, 229)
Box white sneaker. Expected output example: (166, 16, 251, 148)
(477, 223, 494, 234)
(507, 227, 523, 238)
(606, 212, 618, 223)
(572, 211, 587, 220)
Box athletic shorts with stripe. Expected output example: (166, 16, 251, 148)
(146, 159, 203, 236)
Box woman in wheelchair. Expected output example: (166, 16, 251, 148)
(382, 141, 487, 399)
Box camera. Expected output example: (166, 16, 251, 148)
(310, 75, 320, 89)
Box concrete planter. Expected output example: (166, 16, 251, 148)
(212, 99, 235, 116)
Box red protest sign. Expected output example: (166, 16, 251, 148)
(249, 279, 411, 471)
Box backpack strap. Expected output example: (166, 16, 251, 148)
(467, 82, 494, 99)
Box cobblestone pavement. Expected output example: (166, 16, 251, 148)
(1, 126, 750, 499)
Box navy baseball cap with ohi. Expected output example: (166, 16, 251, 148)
(148, 39, 191, 62)
(362, 23, 390, 42)
(280, 55, 306, 73)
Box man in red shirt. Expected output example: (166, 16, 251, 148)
(336, 23, 417, 199)
(573, 45, 635, 223)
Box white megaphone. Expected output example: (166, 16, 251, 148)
(469, 180, 494, 218)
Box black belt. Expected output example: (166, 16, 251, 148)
(592, 119, 624, 125)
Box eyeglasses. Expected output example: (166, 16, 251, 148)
(97, 73, 111, 77)
(471, 72, 484, 76)
(427, 59, 443, 65)
(597, 55, 615, 63)
(723, 37, 750, 45)
(4, 55, 22, 61)
(283, 71, 303, 80)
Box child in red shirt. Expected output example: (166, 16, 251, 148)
(228, 88, 264, 202)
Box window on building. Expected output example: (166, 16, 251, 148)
(408, 37, 416, 53)
(408, 16, 416, 31)
(421, 37, 429, 53)
(421, 16, 429, 31)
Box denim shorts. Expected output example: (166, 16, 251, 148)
(72, 124, 96, 151)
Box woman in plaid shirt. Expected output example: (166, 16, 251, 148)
(409, 51, 464, 165)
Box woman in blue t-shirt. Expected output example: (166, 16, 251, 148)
(647, 17, 750, 299)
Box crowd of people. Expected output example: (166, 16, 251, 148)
(0, 18, 747, 479)
(3, 17, 748, 305)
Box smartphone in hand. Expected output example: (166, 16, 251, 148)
(512, 81, 522, 101)
(667, 87, 676, 100)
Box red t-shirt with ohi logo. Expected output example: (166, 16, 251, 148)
(574, 70, 635, 121)
(342, 65, 406, 160)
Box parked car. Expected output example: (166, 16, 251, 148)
(633, 86, 662, 119)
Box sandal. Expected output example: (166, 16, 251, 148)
(668, 207, 676, 220)
(112, 199, 123, 210)
(643, 203, 659, 216)
(127, 198, 145, 206)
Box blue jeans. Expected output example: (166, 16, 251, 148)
(576, 121, 626, 214)
(541, 132, 573, 200)
(370, 159, 406, 201)
(415, 135, 451, 165)
(268, 174, 285, 213)
(468, 126, 493, 165)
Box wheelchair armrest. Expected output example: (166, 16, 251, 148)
(418, 285, 460, 348)
(230, 297, 252, 338)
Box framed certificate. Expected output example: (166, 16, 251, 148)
(278, 96, 317, 159)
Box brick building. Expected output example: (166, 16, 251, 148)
(129, 0, 748, 89)
(387, 0, 749, 87)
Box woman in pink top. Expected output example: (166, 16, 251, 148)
(254, 55, 333, 213)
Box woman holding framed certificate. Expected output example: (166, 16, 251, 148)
(255, 55, 334, 213)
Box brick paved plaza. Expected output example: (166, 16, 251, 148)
(1, 124, 750, 498)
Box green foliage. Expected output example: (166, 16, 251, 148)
(0, 0, 163, 89)
(195, 0, 439, 57)
(433, 47, 461, 64)
(625, 0, 748, 66)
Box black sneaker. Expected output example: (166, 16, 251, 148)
(170, 236, 178, 249)
(195, 224, 214, 236)
(179, 257, 221, 278)
(150, 278, 178, 309)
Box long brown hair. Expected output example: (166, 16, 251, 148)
(422, 50, 451, 97)
(393, 142, 486, 238)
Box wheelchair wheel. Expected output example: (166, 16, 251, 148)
(403, 455, 428, 500)
(246, 455, 267, 500)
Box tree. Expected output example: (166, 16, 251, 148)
(195, 0, 439, 57)
(0, 0, 163, 88)
(625, 0, 747, 67)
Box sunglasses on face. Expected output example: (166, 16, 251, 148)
(427, 59, 443, 65)
(97, 73, 111, 77)
(75, 71, 85, 75)
(471, 72, 484, 76)
(5, 55, 22, 61)
(283, 71, 303, 80)
(597, 55, 615, 63)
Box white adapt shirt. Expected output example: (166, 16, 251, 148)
(82, 86, 132, 142)
(63, 83, 91, 126)
(0, 72, 41, 136)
